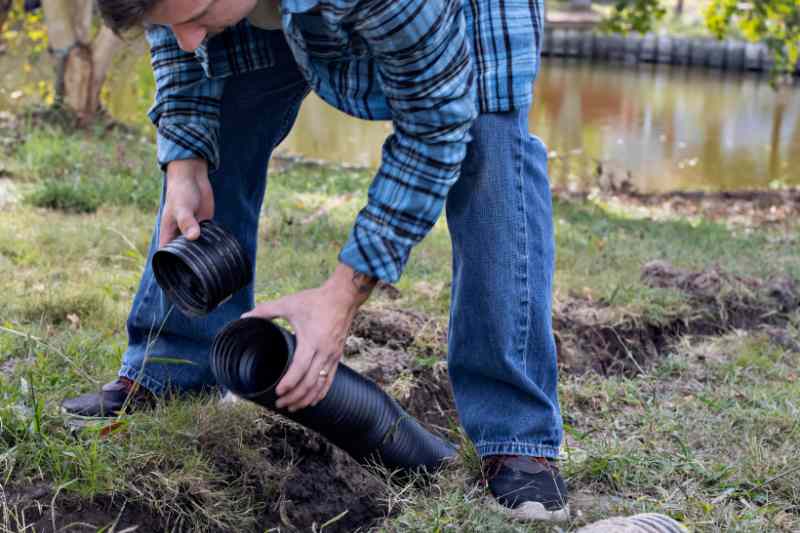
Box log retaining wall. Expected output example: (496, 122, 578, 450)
(541, 29, 800, 75)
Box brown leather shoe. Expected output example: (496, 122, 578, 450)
(61, 377, 155, 417)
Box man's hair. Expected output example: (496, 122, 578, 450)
(96, 0, 160, 34)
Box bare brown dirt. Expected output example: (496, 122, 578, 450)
(2, 484, 161, 533)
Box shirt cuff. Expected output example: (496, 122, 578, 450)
(338, 219, 413, 283)
(156, 122, 220, 172)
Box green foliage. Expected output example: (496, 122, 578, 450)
(601, 0, 668, 34)
(604, 0, 800, 76)
(0, 2, 47, 55)
(26, 178, 101, 213)
(706, 0, 800, 74)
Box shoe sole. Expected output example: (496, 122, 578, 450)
(488, 498, 571, 523)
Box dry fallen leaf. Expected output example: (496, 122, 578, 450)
(66, 313, 81, 329)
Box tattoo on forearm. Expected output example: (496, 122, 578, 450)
(352, 272, 377, 295)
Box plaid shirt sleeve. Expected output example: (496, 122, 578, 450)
(336, 0, 477, 282)
(146, 25, 226, 170)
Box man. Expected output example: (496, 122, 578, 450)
(62, 0, 568, 522)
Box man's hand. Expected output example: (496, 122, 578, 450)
(242, 263, 377, 412)
(159, 159, 215, 248)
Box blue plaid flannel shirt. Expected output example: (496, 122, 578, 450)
(147, 0, 544, 282)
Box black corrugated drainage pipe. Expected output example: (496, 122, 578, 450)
(152, 220, 252, 317)
(151, 220, 457, 472)
(210, 317, 458, 472)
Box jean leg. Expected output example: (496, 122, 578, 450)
(446, 107, 563, 458)
(120, 47, 309, 395)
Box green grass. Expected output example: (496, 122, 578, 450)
(1, 120, 799, 531)
(10, 118, 162, 212)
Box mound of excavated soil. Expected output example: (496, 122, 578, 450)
(556, 261, 799, 375)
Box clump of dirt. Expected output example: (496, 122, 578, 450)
(346, 308, 457, 429)
(642, 260, 799, 317)
(556, 261, 799, 375)
(349, 308, 429, 349)
(198, 412, 388, 532)
(256, 423, 387, 532)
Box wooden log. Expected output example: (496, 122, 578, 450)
(640, 33, 657, 63)
(565, 29, 580, 57)
(594, 34, 610, 60)
(672, 37, 691, 66)
(552, 29, 566, 56)
(725, 40, 746, 71)
(607, 34, 625, 62)
(578, 30, 595, 58)
(656, 35, 673, 64)
(707, 39, 726, 69)
(624, 34, 642, 65)
(744, 41, 762, 70)
(689, 38, 707, 66)
(541, 28, 552, 56)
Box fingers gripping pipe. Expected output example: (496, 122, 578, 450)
(210, 317, 458, 472)
(151, 220, 457, 472)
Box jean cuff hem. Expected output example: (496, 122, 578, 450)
(476, 442, 561, 459)
(119, 364, 166, 396)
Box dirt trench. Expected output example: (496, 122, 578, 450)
(6, 263, 797, 531)
(556, 261, 799, 376)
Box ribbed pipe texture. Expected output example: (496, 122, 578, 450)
(576, 513, 689, 533)
(152, 220, 252, 317)
(210, 317, 458, 472)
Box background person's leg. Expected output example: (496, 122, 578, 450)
(119, 48, 309, 395)
(446, 107, 563, 459)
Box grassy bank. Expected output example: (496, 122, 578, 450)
(1, 115, 799, 532)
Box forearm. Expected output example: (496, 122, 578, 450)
(323, 263, 377, 310)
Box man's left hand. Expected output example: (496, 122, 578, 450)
(242, 263, 376, 412)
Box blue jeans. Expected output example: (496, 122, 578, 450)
(120, 34, 562, 459)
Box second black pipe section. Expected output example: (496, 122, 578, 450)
(210, 317, 458, 472)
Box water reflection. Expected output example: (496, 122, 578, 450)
(539, 61, 799, 192)
(282, 60, 800, 193)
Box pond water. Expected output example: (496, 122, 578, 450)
(2, 45, 798, 193)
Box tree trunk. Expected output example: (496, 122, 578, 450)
(0, 0, 12, 43)
(41, 0, 122, 125)
(88, 26, 122, 118)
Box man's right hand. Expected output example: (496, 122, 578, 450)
(159, 159, 215, 248)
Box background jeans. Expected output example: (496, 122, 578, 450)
(120, 36, 563, 458)
(118, 47, 310, 394)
